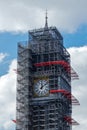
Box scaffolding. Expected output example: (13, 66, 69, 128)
(16, 26, 79, 130)
(16, 44, 33, 130)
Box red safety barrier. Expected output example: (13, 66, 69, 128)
(12, 120, 16, 123)
(34, 61, 70, 71)
(34, 60, 79, 80)
(50, 89, 80, 105)
(64, 116, 79, 125)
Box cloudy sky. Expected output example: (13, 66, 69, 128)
(0, 0, 87, 130)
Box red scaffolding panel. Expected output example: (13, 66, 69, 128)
(64, 116, 79, 125)
(34, 61, 70, 70)
(34, 60, 79, 80)
(50, 89, 80, 105)
(12, 120, 16, 123)
(71, 67, 79, 80)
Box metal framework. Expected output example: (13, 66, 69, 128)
(16, 25, 79, 130)
(16, 44, 33, 129)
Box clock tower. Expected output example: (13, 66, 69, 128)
(16, 14, 79, 130)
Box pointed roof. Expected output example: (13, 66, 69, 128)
(45, 9, 48, 29)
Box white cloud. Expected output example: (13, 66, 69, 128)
(0, 53, 8, 63)
(68, 46, 87, 130)
(0, 59, 17, 130)
(0, 0, 87, 32)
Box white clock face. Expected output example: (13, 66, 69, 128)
(34, 79, 49, 96)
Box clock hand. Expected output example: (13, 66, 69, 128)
(43, 80, 48, 86)
(40, 85, 43, 89)
(40, 80, 48, 89)
(40, 81, 43, 89)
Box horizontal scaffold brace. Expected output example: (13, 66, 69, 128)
(50, 89, 80, 105)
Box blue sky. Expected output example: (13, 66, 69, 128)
(63, 24, 87, 47)
(0, 32, 27, 75)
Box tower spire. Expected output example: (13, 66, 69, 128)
(45, 9, 48, 29)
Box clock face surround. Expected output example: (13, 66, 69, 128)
(34, 79, 49, 97)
